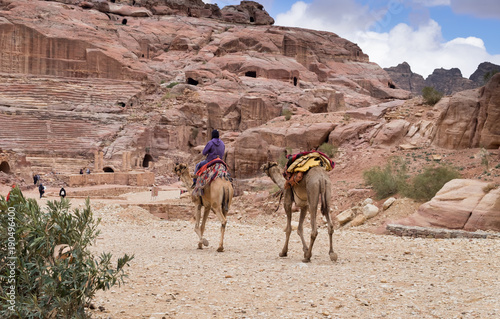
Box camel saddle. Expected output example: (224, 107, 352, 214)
(283, 151, 334, 189)
(193, 159, 231, 197)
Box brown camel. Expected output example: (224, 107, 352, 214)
(174, 163, 233, 252)
(261, 162, 337, 262)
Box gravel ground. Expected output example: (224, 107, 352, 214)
(89, 203, 500, 319)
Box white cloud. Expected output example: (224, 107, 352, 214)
(276, 0, 376, 36)
(274, 0, 500, 78)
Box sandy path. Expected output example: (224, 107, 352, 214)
(88, 203, 500, 319)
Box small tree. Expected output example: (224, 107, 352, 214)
(422, 86, 443, 106)
(0, 188, 133, 318)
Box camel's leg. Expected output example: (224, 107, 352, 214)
(303, 191, 320, 263)
(296, 206, 309, 254)
(280, 189, 293, 257)
(212, 206, 227, 252)
(193, 204, 205, 249)
(323, 207, 337, 262)
(198, 206, 210, 248)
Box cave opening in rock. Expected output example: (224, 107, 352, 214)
(0, 161, 10, 174)
(187, 78, 199, 85)
(103, 167, 114, 173)
(245, 71, 257, 78)
(250, 17, 255, 23)
(293, 77, 298, 86)
(122, 18, 127, 25)
(143, 154, 153, 168)
(117, 102, 126, 107)
(388, 82, 396, 89)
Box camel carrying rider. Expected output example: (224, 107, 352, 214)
(192, 129, 225, 187)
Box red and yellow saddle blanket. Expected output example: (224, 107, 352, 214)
(193, 159, 231, 197)
(283, 151, 334, 188)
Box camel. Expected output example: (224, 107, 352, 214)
(261, 162, 337, 262)
(174, 163, 233, 252)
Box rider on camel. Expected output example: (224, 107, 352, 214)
(193, 129, 225, 187)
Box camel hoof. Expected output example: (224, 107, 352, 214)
(279, 252, 287, 257)
(197, 243, 203, 249)
(202, 238, 209, 247)
(302, 258, 311, 263)
(217, 247, 224, 252)
(330, 252, 338, 262)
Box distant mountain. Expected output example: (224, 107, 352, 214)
(469, 62, 500, 86)
(384, 62, 500, 95)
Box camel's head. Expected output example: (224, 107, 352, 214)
(261, 162, 278, 177)
(173, 163, 188, 177)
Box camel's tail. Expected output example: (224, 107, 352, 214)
(222, 186, 230, 215)
(320, 179, 330, 217)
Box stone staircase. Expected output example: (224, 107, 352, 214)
(0, 73, 143, 155)
(0, 74, 143, 111)
(27, 156, 91, 175)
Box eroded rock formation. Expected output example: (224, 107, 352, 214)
(0, 0, 408, 175)
(395, 179, 500, 232)
(433, 73, 500, 149)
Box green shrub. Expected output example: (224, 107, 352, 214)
(0, 188, 133, 318)
(405, 165, 461, 201)
(422, 86, 443, 105)
(318, 143, 338, 158)
(166, 81, 179, 88)
(363, 157, 409, 199)
(282, 108, 292, 121)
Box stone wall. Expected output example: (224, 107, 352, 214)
(62, 171, 154, 187)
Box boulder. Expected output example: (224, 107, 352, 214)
(371, 119, 410, 147)
(329, 121, 377, 146)
(382, 197, 396, 210)
(362, 203, 379, 219)
(464, 186, 500, 232)
(395, 179, 500, 232)
(336, 208, 355, 225)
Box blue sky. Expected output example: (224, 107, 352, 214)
(207, 0, 500, 78)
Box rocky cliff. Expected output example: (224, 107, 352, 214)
(0, 0, 410, 177)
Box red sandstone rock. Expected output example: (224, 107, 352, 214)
(433, 73, 500, 149)
(396, 179, 500, 232)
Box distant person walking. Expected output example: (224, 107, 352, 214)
(38, 184, 45, 198)
(33, 174, 39, 185)
(79, 168, 84, 174)
(59, 187, 66, 198)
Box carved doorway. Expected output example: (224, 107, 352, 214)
(0, 161, 10, 174)
(143, 154, 153, 168)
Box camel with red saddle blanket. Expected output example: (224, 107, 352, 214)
(261, 151, 337, 263)
(174, 161, 233, 252)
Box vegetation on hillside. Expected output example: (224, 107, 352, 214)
(422, 86, 443, 106)
(363, 157, 461, 201)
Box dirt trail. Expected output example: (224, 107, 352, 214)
(87, 202, 500, 319)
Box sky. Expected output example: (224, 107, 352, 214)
(206, 0, 500, 78)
